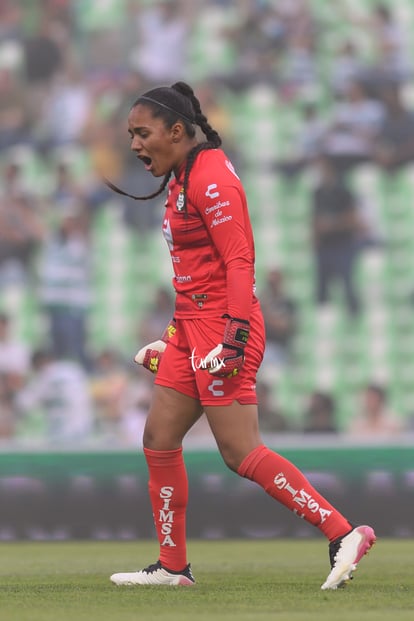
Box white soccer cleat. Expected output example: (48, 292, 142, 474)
(110, 560, 195, 586)
(321, 524, 376, 590)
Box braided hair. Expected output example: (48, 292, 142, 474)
(105, 82, 222, 211)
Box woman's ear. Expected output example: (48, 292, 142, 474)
(171, 121, 185, 143)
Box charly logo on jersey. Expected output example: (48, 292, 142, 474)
(205, 183, 219, 199)
(176, 188, 185, 211)
(207, 379, 225, 397)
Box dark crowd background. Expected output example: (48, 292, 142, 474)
(1, 0, 414, 447)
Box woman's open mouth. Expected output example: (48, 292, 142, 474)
(138, 155, 153, 171)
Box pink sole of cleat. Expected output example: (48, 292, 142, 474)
(353, 525, 376, 564)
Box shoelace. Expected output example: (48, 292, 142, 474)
(143, 561, 162, 574)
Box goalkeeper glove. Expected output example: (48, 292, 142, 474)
(204, 315, 250, 377)
(135, 318, 176, 374)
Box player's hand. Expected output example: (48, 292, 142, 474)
(135, 318, 176, 374)
(204, 315, 250, 377)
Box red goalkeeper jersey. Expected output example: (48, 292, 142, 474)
(162, 148, 257, 320)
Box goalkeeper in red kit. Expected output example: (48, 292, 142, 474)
(105, 81, 375, 590)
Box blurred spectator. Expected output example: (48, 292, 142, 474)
(81, 110, 128, 217)
(347, 383, 404, 437)
(373, 85, 414, 172)
(323, 80, 385, 173)
(302, 390, 338, 434)
(115, 368, 153, 447)
(369, 3, 411, 82)
(22, 13, 64, 86)
(259, 268, 297, 368)
(74, 1, 126, 78)
(0, 160, 45, 286)
(332, 80, 385, 139)
(43, 0, 74, 30)
(295, 103, 327, 161)
(0, 312, 30, 439)
(311, 156, 365, 317)
(0, 374, 15, 440)
(138, 286, 176, 345)
(0, 68, 27, 151)
(276, 0, 319, 100)
(0, 0, 23, 40)
(257, 380, 290, 433)
(330, 40, 365, 98)
(276, 102, 326, 176)
(89, 348, 131, 437)
(37, 206, 92, 368)
(280, 38, 318, 101)
(80, 68, 159, 220)
(0, 312, 30, 396)
(321, 121, 371, 176)
(128, 0, 192, 87)
(14, 349, 94, 444)
(118, 149, 164, 234)
(90, 352, 154, 447)
(47, 158, 86, 213)
(83, 110, 123, 180)
(345, 3, 412, 90)
(196, 80, 242, 170)
(39, 62, 92, 150)
(279, 0, 318, 52)
(22, 9, 73, 142)
(217, 1, 285, 92)
(1, 156, 27, 195)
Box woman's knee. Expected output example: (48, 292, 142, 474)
(218, 443, 248, 473)
(142, 386, 202, 450)
(142, 424, 161, 450)
(142, 419, 184, 450)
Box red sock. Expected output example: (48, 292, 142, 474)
(237, 445, 351, 541)
(144, 447, 188, 571)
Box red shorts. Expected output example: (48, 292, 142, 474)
(155, 302, 265, 406)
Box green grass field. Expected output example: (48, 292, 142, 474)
(0, 539, 413, 621)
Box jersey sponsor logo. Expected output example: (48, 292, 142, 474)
(159, 486, 176, 547)
(175, 274, 192, 283)
(205, 183, 219, 199)
(273, 472, 333, 524)
(211, 214, 232, 228)
(205, 200, 230, 215)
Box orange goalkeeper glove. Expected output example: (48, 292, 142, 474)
(203, 315, 250, 377)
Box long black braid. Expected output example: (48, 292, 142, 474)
(104, 81, 222, 210)
(174, 82, 221, 212)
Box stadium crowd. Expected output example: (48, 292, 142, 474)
(1, 0, 414, 446)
